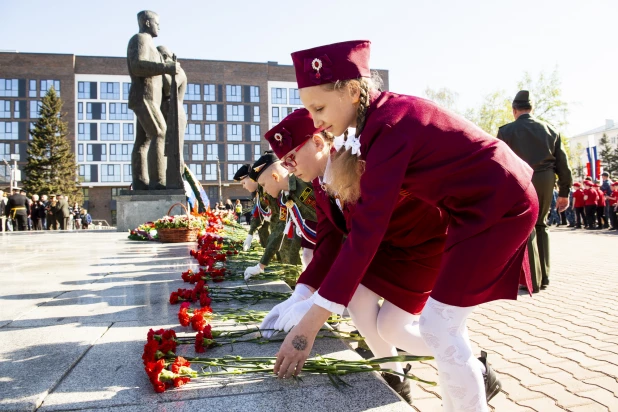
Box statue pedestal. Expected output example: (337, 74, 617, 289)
(116, 190, 186, 232)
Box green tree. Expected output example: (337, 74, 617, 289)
(24, 87, 82, 203)
(599, 133, 618, 176)
(516, 67, 569, 130)
(465, 90, 513, 136)
(424, 87, 460, 113)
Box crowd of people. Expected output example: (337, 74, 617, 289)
(1, 188, 91, 232)
(549, 173, 616, 230)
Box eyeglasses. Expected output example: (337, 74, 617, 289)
(281, 138, 309, 169)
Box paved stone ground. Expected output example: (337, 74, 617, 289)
(401, 227, 618, 411)
(1, 228, 617, 411)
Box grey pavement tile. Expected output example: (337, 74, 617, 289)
(0, 323, 110, 411)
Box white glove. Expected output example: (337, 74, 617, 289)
(274, 293, 317, 332)
(243, 234, 253, 252)
(259, 284, 313, 338)
(244, 263, 263, 281)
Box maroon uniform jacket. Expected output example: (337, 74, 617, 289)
(307, 92, 537, 309)
(584, 188, 598, 206)
(298, 180, 448, 314)
(573, 189, 585, 208)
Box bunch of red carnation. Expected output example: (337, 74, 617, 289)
(142, 328, 178, 365)
(145, 356, 196, 393)
(169, 280, 212, 307)
(195, 324, 216, 353)
(178, 302, 214, 331)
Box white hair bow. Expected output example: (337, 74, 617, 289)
(333, 134, 345, 152)
(345, 135, 361, 157)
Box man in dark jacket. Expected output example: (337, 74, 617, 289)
(600, 172, 613, 229)
(5, 188, 28, 231)
(497, 90, 573, 292)
(56, 195, 71, 230)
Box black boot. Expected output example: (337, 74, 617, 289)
(479, 351, 501, 403)
(382, 364, 412, 405)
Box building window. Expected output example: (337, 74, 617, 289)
(191, 104, 203, 121)
(227, 144, 245, 161)
(109, 103, 133, 120)
(0, 143, 10, 161)
(102, 164, 121, 182)
(123, 83, 131, 100)
(189, 163, 203, 180)
(40, 80, 60, 97)
(78, 123, 92, 141)
(78, 165, 92, 182)
(250, 86, 260, 103)
(100, 82, 120, 100)
(206, 104, 217, 121)
(78, 82, 96, 99)
(253, 106, 260, 122)
(254, 144, 261, 161)
(611, 136, 617, 145)
(87, 103, 106, 120)
(123, 123, 134, 141)
(0, 79, 19, 97)
(206, 143, 218, 161)
(272, 107, 280, 124)
(227, 105, 244, 122)
(205, 164, 217, 180)
(204, 124, 216, 141)
(78, 144, 84, 162)
(227, 124, 242, 141)
(272, 88, 287, 104)
(250, 125, 260, 142)
(186, 84, 201, 100)
(109, 143, 132, 161)
(13, 101, 24, 119)
(101, 123, 121, 141)
(82, 188, 90, 201)
(29, 80, 37, 98)
(78, 102, 83, 120)
(204, 84, 216, 101)
(227, 163, 242, 180)
(289, 88, 301, 105)
(123, 164, 132, 182)
(226, 85, 242, 102)
(185, 123, 201, 141)
(86, 144, 107, 162)
(0, 122, 18, 140)
(0, 101, 10, 118)
(191, 144, 204, 161)
(30, 101, 42, 118)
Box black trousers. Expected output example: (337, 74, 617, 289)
(585, 205, 597, 228)
(596, 206, 605, 227)
(575, 207, 585, 227)
(609, 206, 617, 229)
(13, 214, 28, 231)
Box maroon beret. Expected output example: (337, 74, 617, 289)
(265, 108, 322, 159)
(291, 40, 371, 89)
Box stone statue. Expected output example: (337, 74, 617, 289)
(158, 45, 187, 190)
(126, 10, 180, 190)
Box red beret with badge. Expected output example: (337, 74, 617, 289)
(291, 40, 371, 89)
(265, 108, 322, 159)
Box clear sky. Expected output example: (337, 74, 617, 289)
(1, 0, 616, 136)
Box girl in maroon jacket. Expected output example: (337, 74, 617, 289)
(261, 108, 449, 402)
(273, 40, 538, 411)
(583, 181, 598, 229)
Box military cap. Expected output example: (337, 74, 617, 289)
(233, 164, 251, 182)
(573, 182, 581, 187)
(249, 151, 278, 181)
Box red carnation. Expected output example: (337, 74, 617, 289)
(145, 359, 169, 393)
(173, 376, 191, 387)
(170, 356, 191, 373)
(169, 291, 180, 304)
(199, 292, 212, 307)
(159, 338, 177, 355)
(147, 328, 164, 342)
(178, 306, 191, 327)
(142, 340, 160, 365)
(161, 329, 177, 341)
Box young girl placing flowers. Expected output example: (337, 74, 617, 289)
(272, 40, 538, 411)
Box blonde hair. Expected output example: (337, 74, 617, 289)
(321, 72, 382, 204)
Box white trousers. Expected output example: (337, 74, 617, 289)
(348, 286, 487, 412)
(420, 297, 487, 412)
